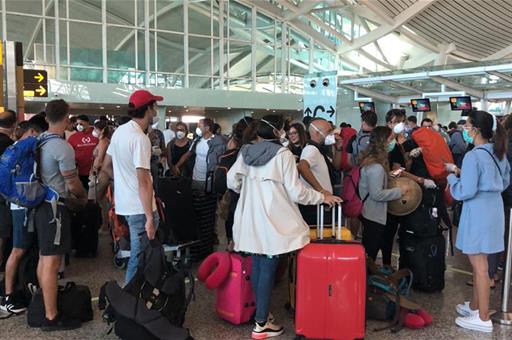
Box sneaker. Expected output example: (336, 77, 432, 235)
(251, 320, 284, 339)
(41, 314, 81, 332)
(455, 314, 493, 333)
(456, 301, 478, 317)
(0, 295, 27, 314)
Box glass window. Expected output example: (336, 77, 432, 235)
(227, 1, 251, 41)
(189, 37, 211, 76)
(68, 0, 102, 22)
(156, 32, 184, 74)
(189, 0, 211, 36)
(212, 40, 220, 77)
(70, 66, 102, 82)
(155, 2, 183, 32)
(69, 22, 102, 67)
(189, 75, 212, 89)
(5, 14, 40, 57)
(107, 0, 136, 25)
(107, 26, 136, 70)
(6, 0, 43, 15)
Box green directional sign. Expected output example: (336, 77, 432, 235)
(23, 69, 48, 97)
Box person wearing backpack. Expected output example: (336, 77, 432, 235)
(298, 118, 339, 224)
(445, 111, 510, 333)
(358, 127, 407, 262)
(346, 110, 377, 167)
(34, 100, 88, 331)
(448, 121, 467, 168)
(0, 110, 15, 270)
(227, 115, 341, 339)
(0, 117, 47, 315)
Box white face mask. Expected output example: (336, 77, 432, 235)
(152, 115, 160, 125)
(195, 127, 203, 137)
(176, 131, 186, 139)
(324, 134, 336, 145)
(393, 122, 405, 134)
(92, 129, 100, 138)
(76, 124, 84, 132)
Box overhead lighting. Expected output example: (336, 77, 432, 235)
(184, 106, 188, 108)
(182, 115, 204, 123)
(116, 105, 120, 109)
(272, 110, 276, 112)
(266, 108, 270, 111)
(227, 107, 231, 110)
(100, 106, 104, 109)
(186, 109, 189, 112)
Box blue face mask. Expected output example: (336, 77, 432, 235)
(387, 139, 397, 152)
(463, 129, 474, 144)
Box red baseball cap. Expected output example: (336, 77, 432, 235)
(129, 90, 163, 109)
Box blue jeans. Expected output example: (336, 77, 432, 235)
(124, 211, 159, 284)
(251, 255, 280, 324)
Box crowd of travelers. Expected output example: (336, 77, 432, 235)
(0, 89, 510, 338)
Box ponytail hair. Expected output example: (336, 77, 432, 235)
(468, 110, 507, 160)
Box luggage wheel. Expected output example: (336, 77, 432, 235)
(113, 255, 128, 269)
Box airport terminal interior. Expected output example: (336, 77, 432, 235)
(0, 0, 512, 339)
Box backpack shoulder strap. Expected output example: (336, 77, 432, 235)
(477, 147, 502, 177)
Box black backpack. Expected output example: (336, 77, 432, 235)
(27, 282, 93, 327)
(212, 148, 239, 194)
(401, 188, 443, 239)
(99, 238, 194, 340)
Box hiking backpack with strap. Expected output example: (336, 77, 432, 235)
(212, 148, 239, 195)
(0, 134, 61, 207)
(341, 166, 369, 218)
(351, 131, 371, 166)
(99, 238, 194, 340)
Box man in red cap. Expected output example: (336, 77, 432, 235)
(97, 89, 163, 283)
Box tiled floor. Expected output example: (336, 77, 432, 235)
(1, 229, 512, 340)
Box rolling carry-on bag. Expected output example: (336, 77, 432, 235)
(73, 200, 101, 258)
(215, 253, 255, 325)
(295, 204, 366, 340)
(288, 204, 352, 313)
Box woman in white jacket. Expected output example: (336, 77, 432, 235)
(227, 115, 341, 340)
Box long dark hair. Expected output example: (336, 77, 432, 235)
(288, 123, 308, 150)
(243, 115, 284, 143)
(468, 110, 507, 160)
(94, 120, 111, 140)
(359, 126, 392, 171)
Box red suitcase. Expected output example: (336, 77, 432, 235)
(295, 205, 366, 340)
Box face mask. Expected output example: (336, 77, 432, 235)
(76, 124, 84, 132)
(152, 116, 160, 125)
(393, 122, 405, 134)
(324, 134, 336, 146)
(387, 139, 397, 152)
(92, 129, 100, 138)
(463, 129, 474, 144)
(176, 131, 186, 139)
(282, 139, 290, 147)
(196, 127, 203, 137)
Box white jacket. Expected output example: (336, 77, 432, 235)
(227, 145, 323, 256)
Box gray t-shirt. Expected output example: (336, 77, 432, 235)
(39, 132, 77, 198)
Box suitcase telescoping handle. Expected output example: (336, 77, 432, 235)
(316, 203, 343, 240)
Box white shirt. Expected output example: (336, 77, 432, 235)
(227, 148, 323, 255)
(163, 129, 175, 146)
(299, 144, 333, 194)
(191, 137, 210, 181)
(107, 120, 156, 215)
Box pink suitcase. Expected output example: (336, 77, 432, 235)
(215, 253, 255, 325)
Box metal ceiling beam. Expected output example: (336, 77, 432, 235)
(483, 45, 512, 61)
(487, 71, 512, 83)
(284, 0, 318, 21)
(23, 0, 54, 59)
(385, 80, 423, 95)
(358, 16, 390, 65)
(430, 76, 484, 98)
(338, 0, 438, 54)
(342, 84, 397, 103)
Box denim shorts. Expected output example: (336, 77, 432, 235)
(12, 209, 33, 249)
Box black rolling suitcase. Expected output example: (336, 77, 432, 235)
(156, 177, 200, 244)
(399, 234, 446, 293)
(73, 201, 101, 257)
(190, 192, 217, 261)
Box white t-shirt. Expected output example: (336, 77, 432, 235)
(191, 137, 211, 182)
(107, 120, 156, 215)
(300, 144, 333, 194)
(163, 129, 175, 146)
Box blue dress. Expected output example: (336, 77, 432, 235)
(448, 143, 511, 254)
